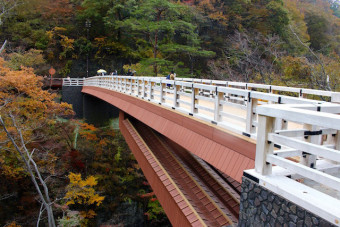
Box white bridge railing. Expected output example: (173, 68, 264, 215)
(63, 78, 84, 86)
(84, 76, 340, 139)
(175, 78, 340, 103)
(84, 75, 340, 224)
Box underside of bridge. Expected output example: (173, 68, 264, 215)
(119, 111, 241, 226)
(82, 86, 256, 182)
(82, 86, 259, 226)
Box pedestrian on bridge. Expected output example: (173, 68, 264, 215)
(166, 71, 175, 88)
(126, 69, 135, 76)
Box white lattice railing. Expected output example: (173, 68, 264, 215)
(63, 78, 84, 86)
(251, 104, 340, 226)
(175, 78, 340, 102)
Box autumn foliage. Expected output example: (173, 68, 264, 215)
(0, 57, 73, 179)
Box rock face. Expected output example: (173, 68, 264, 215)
(238, 176, 335, 227)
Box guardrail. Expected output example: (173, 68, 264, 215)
(84, 76, 340, 139)
(253, 104, 340, 225)
(62, 78, 84, 86)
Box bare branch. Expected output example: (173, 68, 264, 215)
(0, 192, 17, 201)
(0, 40, 7, 54)
(37, 203, 45, 227)
(0, 115, 56, 227)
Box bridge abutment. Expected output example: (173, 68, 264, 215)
(62, 86, 84, 118)
(62, 85, 119, 126)
(239, 175, 335, 227)
(83, 93, 119, 126)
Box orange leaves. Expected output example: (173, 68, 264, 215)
(79, 122, 98, 141)
(80, 122, 97, 132)
(6, 222, 21, 227)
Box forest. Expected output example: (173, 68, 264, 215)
(0, 0, 339, 226)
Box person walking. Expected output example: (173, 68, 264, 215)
(166, 70, 175, 88)
(126, 69, 134, 76)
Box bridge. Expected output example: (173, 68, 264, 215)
(63, 76, 340, 226)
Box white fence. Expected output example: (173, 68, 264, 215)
(62, 78, 84, 86)
(84, 76, 340, 138)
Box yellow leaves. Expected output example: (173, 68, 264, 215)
(69, 172, 82, 183)
(80, 210, 96, 219)
(1, 165, 25, 179)
(84, 175, 97, 187)
(53, 26, 68, 34)
(64, 172, 105, 210)
(46, 30, 54, 41)
(60, 35, 75, 51)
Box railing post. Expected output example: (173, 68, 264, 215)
(330, 131, 340, 164)
(300, 124, 319, 168)
(149, 81, 155, 101)
(191, 86, 199, 114)
(124, 78, 127, 92)
(142, 79, 146, 98)
(160, 81, 165, 104)
(129, 79, 133, 95)
(116, 77, 119, 90)
(114, 77, 118, 90)
(214, 90, 223, 122)
(173, 82, 180, 108)
(111, 76, 114, 90)
(136, 79, 140, 97)
(119, 77, 123, 91)
(274, 112, 288, 131)
(255, 115, 275, 175)
(246, 92, 258, 134)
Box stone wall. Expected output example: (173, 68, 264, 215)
(238, 175, 335, 227)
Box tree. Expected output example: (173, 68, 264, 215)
(0, 0, 22, 26)
(62, 172, 104, 225)
(305, 12, 332, 53)
(115, 0, 214, 76)
(209, 31, 284, 83)
(0, 116, 56, 227)
(0, 57, 73, 225)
